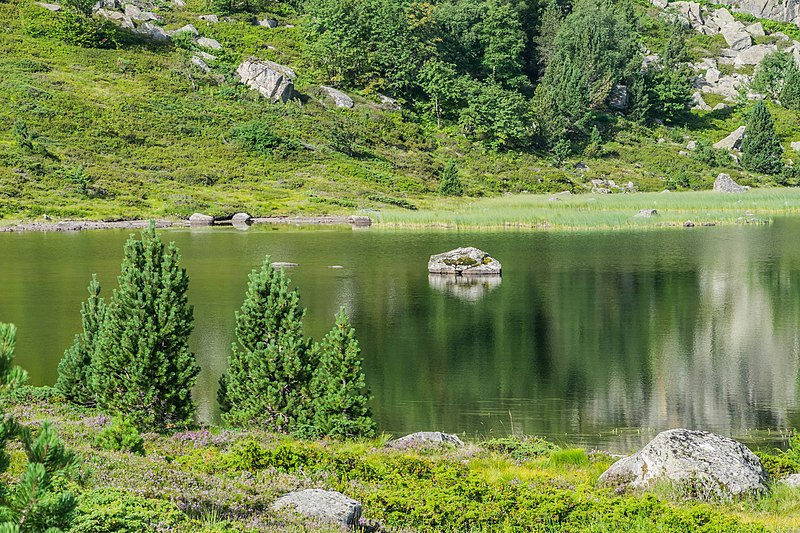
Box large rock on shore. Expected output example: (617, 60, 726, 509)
(386, 431, 465, 450)
(428, 247, 501, 276)
(714, 173, 749, 192)
(236, 59, 295, 103)
(599, 429, 768, 500)
(272, 489, 362, 528)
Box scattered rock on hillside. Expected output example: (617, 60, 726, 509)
(196, 36, 222, 50)
(272, 489, 362, 529)
(135, 22, 169, 40)
(258, 18, 278, 28)
(691, 91, 711, 111)
(169, 23, 198, 37)
(320, 85, 354, 108)
(378, 94, 400, 110)
(189, 213, 214, 226)
(236, 59, 295, 103)
(34, 2, 61, 10)
(791, 141, 800, 152)
(734, 44, 777, 66)
(713, 126, 745, 150)
(714, 172, 749, 192)
(198, 13, 218, 23)
(124, 3, 158, 22)
(428, 247, 502, 276)
(386, 432, 465, 450)
(191, 56, 211, 72)
(780, 474, 800, 488)
(721, 0, 800, 25)
(746, 22, 765, 37)
(599, 429, 768, 500)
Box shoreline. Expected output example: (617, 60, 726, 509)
(0, 215, 373, 233)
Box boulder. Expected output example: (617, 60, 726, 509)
(236, 59, 295, 103)
(599, 429, 768, 500)
(169, 23, 198, 37)
(705, 68, 721, 84)
(713, 126, 746, 150)
(124, 4, 158, 22)
(721, 26, 753, 51)
(196, 36, 222, 50)
(191, 56, 211, 72)
(714, 172, 749, 192)
(231, 212, 252, 225)
(713, 102, 730, 111)
(272, 489, 361, 529)
(378, 94, 400, 110)
(198, 13, 218, 22)
(428, 247, 502, 276)
(735, 44, 777, 65)
(691, 91, 711, 110)
(651, 0, 667, 7)
(135, 22, 169, 41)
(386, 431, 465, 450)
(258, 18, 278, 28)
(189, 213, 214, 226)
(320, 85, 354, 108)
(718, 0, 800, 25)
(34, 2, 61, 10)
(780, 473, 800, 488)
(687, 140, 697, 150)
(712, 7, 736, 25)
(746, 22, 765, 37)
(608, 84, 629, 110)
(791, 141, 800, 152)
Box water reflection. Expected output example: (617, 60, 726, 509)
(428, 274, 502, 302)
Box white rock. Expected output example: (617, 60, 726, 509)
(273, 489, 362, 528)
(705, 68, 721, 84)
(386, 431, 465, 450)
(170, 24, 198, 37)
(189, 213, 214, 225)
(236, 59, 295, 103)
(34, 2, 61, 11)
(722, 27, 753, 51)
(135, 22, 169, 41)
(791, 141, 800, 152)
(714, 173, 749, 192)
(258, 18, 278, 28)
(691, 91, 711, 110)
(713, 102, 730, 111)
(428, 247, 502, 276)
(191, 56, 210, 72)
(735, 44, 778, 66)
(198, 14, 218, 23)
(712, 7, 736, 25)
(196, 36, 222, 50)
(713, 126, 746, 150)
(320, 85, 354, 108)
(746, 22, 765, 37)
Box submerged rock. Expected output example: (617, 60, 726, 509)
(273, 489, 362, 528)
(428, 247, 501, 276)
(386, 431, 465, 450)
(599, 429, 768, 500)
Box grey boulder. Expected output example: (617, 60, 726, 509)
(196, 36, 222, 50)
(134, 22, 169, 41)
(35, 2, 61, 10)
(599, 429, 768, 500)
(236, 59, 295, 103)
(714, 173, 749, 192)
(189, 213, 214, 226)
(273, 489, 362, 529)
(386, 431, 465, 450)
(320, 85, 354, 108)
(428, 247, 502, 276)
(713, 125, 745, 150)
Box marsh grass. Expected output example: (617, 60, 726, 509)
(373, 188, 800, 230)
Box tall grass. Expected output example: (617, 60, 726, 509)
(373, 189, 800, 230)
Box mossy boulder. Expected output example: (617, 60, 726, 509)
(428, 247, 501, 276)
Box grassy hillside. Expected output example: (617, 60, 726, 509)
(1, 0, 799, 223)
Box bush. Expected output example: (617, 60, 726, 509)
(480, 435, 558, 461)
(0, 323, 29, 390)
(438, 159, 464, 196)
(71, 489, 187, 532)
(95, 418, 145, 456)
(229, 121, 301, 157)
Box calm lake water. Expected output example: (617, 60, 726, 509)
(2, 221, 800, 452)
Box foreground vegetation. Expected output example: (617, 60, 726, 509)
(2, 387, 800, 532)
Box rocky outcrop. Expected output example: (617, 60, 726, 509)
(714, 173, 749, 192)
(386, 432, 465, 450)
(599, 429, 768, 500)
(428, 247, 501, 276)
(236, 59, 295, 102)
(272, 489, 362, 528)
(134, 22, 169, 40)
(608, 85, 629, 110)
(320, 86, 354, 108)
(719, 0, 800, 26)
(713, 126, 746, 150)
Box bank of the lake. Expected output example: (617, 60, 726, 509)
(3, 189, 800, 232)
(4, 386, 800, 532)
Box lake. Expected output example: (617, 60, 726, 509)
(2, 220, 800, 452)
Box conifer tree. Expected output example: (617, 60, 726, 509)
(0, 418, 80, 532)
(219, 257, 314, 432)
(56, 275, 104, 406)
(780, 64, 800, 110)
(0, 324, 28, 390)
(741, 101, 783, 175)
(438, 159, 464, 196)
(91, 223, 199, 429)
(310, 309, 375, 439)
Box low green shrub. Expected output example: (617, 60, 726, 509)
(480, 435, 558, 461)
(70, 489, 188, 532)
(94, 418, 145, 456)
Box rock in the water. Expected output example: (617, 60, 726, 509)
(189, 213, 214, 226)
(236, 59, 295, 103)
(272, 489, 361, 528)
(231, 212, 252, 224)
(428, 247, 502, 276)
(272, 262, 298, 268)
(320, 85, 354, 108)
(386, 431, 465, 450)
(196, 36, 222, 50)
(714, 172, 749, 192)
(713, 126, 746, 150)
(428, 274, 502, 302)
(599, 429, 768, 500)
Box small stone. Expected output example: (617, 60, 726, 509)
(684, 220, 696, 227)
(258, 18, 278, 28)
(635, 209, 658, 217)
(687, 140, 697, 150)
(574, 162, 590, 172)
(328, 265, 345, 269)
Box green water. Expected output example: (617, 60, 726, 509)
(2, 221, 800, 451)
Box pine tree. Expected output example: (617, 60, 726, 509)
(310, 309, 375, 439)
(56, 275, 104, 406)
(438, 159, 464, 196)
(780, 64, 800, 110)
(219, 257, 314, 432)
(0, 415, 80, 532)
(0, 324, 28, 390)
(741, 101, 783, 175)
(91, 223, 199, 429)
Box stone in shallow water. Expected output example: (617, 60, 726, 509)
(428, 247, 501, 276)
(599, 428, 768, 500)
